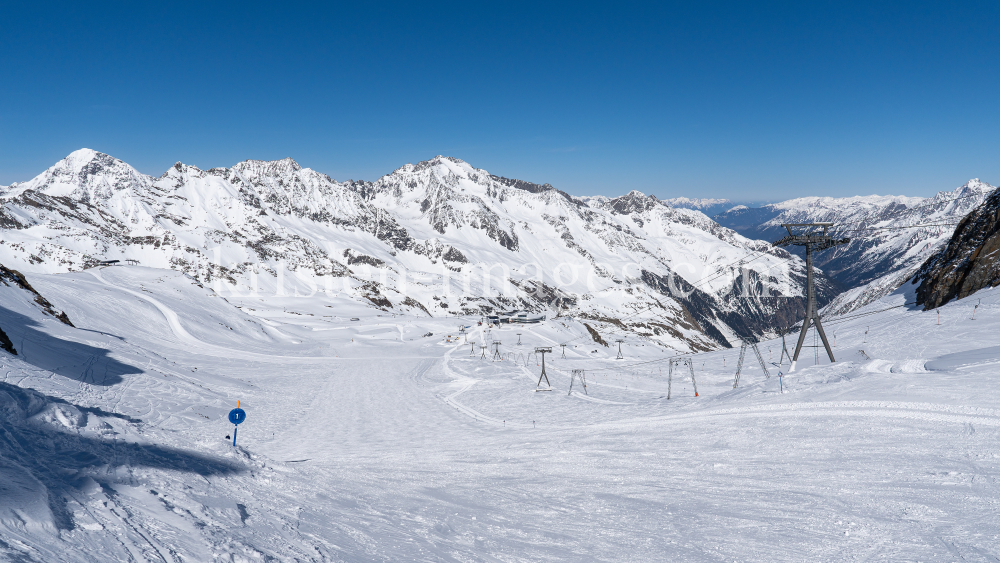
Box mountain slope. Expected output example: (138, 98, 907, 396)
(0, 150, 830, 350)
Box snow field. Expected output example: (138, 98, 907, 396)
(0, 266, 998, 561)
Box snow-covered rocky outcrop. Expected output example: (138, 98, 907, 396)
(0, 150, 828, 351)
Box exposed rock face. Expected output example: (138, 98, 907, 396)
(0, 264, 73, 326)
(0, 324, 15, 355)
(913, 186, 1000, 310)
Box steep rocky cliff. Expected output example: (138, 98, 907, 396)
(913, 186, 1000, 310)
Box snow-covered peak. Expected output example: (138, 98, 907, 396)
(961, 178, 991, 191)
(63, 147, 103, 168)
(3, 148, 151, 201)
(929, 178, 994, 204)
(391, 155, 477, 178)
(605, 190, 662, 215)
(231, 157, 305, 180)
(662, 196, 731, 210)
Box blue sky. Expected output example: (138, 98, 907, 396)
(1, 1, 998, 199)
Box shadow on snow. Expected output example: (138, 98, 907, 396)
(0, 306, 140, 386)
(0, 382, 243, 530)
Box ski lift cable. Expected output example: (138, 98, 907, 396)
(826, 192, 994, 237)
(829, 221, 963, 236)
(828, 190, 988, 229)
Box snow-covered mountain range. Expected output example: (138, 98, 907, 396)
(714, 180, 996, 314)
(0, 150, 826, 351)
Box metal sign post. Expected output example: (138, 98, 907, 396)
(228, 401, 246, 447)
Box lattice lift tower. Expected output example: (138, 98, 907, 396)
(534, 347, 553, 391)
(772, 223, 850, 371)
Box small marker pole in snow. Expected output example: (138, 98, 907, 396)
(937, 310, 940, 325)
(864, 327, 868, 343)
(228, 401, 246, 447)
(972, 299, 980, 320)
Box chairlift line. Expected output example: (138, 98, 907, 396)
(829, 221, 963, 236)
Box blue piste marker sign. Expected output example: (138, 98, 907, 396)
(229, 402, 246, 446)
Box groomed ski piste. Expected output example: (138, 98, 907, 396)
(1, 265, 998, 561)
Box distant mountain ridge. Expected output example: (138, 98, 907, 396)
(0, 149, 830, 352)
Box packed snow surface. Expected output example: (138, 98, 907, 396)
(1, 265, 998, 561)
